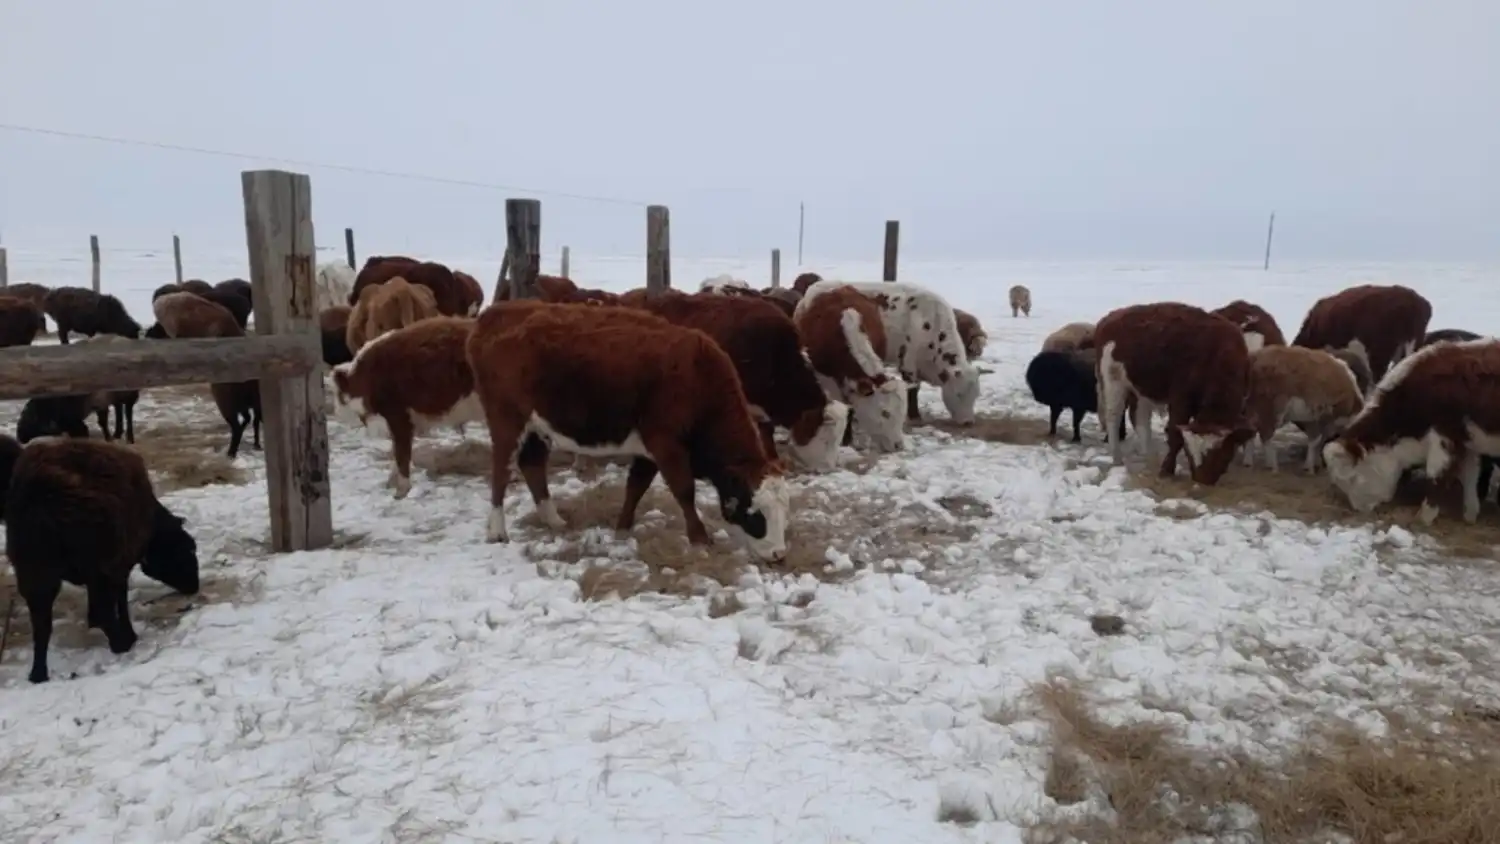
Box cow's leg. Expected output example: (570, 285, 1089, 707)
(1098, 369, 1129, 464)
(1479, 456, 1497, 505)
(905, 384, 921, 421)
(1133, 398, 1156, 463)
(516, 434, 564, 529)
(386, 413, 416, 500)
(1159, 408, 1187, 478)
(616, 458, 660, 532)
(642, 438, 710, 545)
(757, 422, 778, 461)
(1048, 405, 1063, 437)
(1459, 451, 1484, 524)
(1070, 407, 1084, 443)
(482, 411, 525, 543)
(106, 584, 138, 655)
(1418, 438, 1458, 525)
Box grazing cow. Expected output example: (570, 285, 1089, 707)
(1292, 284, 1431, 382)
(791, 272, 823, 296)
(1042, 322, 1096, 354)
(349, 256, 468, 317)
(346, 277, 440, 353)
(332, 317, 482, 499)
(454, 271, 485, 315)
(0, 296, 46, 348)
(42, 287, 142, 343)
(316, 261, 356, 312)
(954, 309, 987, 360)
(1417, 329, 1495, 499)
(1212, 300, 1286, 352)
(630, 292, 847, 470)
(802, 280, 981, 425)
(1094, 302, 1254, 484)
(319, 305, 354, 367)
(792, 284, 906, 452)
(1324, 338, 1500, 524)
(465, 301, 791, 562)
(1243, 346, 1365, 473)
(1009, 285, 1032, 318)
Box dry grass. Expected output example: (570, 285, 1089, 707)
(921, 411, 1055, 446)
(1019, 675, 1500, 844)
(132, 421, 249, 493)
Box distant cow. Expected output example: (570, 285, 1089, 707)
(465, 300, 791, 562)
(1009, 285, 1031, 318)
(346, 277, 440, 353)
(42, 287, 142, 343)
(349, 255, 468, 317)
(793, 284, 906, 452)
(1292, 284, 1431, 382)
(1212, 300, 1286, 352)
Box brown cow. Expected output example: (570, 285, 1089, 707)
(153, 293, 260, 457)
(1094, 302, 1254, 484)
(1212, 300, 1286, 351)
(349, 255, 467, 317)
(453, 271, 484, 315)
(42, 287, 142, 343)
(465, 300, 791, 561)
(1242, 345, 1364, 473)
(954, 308, 987, 359)
(1292, 284, 1431, 382)
(535, 274, 620, 305)
(0, 296, 46, 348)
(319, 305, 354, 367)
(346, 277, 440, 353)
(1042, 322, 1095, 354)
(792, 284, 905, 452)
(628, 292, 847, 470)
(1009, 285, 1032, 317)
(791, 272, 823, 295)
(332, 316, 482, 499)
(1324, 337, 1500, 524)
(4, 283, 52, 331)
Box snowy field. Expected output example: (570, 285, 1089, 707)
(1, 249, 1499, 843)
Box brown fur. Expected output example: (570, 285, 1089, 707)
(1009, 284, 1032, 318)
(535, 274, 619, 305)
(2, 282, 51, 314)
(1214, 299, 1286, 348)
(1292, 284, 1431, 381)
(0, 435, 199, 683)
(331, 316, 479, 498)
(628, 292, 833, 458)
(178, 279, 215, 297)
(1094, 302, 1253, 484)
(349, 255, 468, 317)
(953, 308, 987, 359)
(74, 333, 142, 443)
(1042, 321, 1096, 354)
(153, 294, 261, 457)
(465, 301, 784, 549)
(42, 287, 142, 343)
(791, 272, 824, 295)
(1325, 344, 1373, 396)
(453, 271, 485, 315)
(1244, 345, 1365, 472)
(346, 277, 440, 352)
(213, 278, 253, 309)
(0, 296, 46, 347)
(795, 285, 890, 394)
(320, 305, 354, 367)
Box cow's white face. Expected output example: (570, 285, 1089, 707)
(1323, 439, 1403, 513)
(787, 400, 848, 471)
(741, 476, 790, 562)
(849, 378, 906, 452)
(941, 364, 981, 425)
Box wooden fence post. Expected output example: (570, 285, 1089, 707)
(172, 234, 184, 284)
(561, 245, 571, 278)
(882, 220, 900, 282)
(90, 235, 101, 292)
(494, 252, 511, 302)
(505, 199, 542, 300)
(646, 205, 671, 295)
(242, 169, 333, 553)
(344, 227, 356, 268)
(771, 248, 782, 288)
(0, 247, 8, 289)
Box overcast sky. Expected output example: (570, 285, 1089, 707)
(3, 0, 1497, 262)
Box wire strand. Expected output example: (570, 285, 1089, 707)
(0, 122, 652, 207)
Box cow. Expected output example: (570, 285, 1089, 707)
(1043, 322, 1096, 354)
(465, 300, 791, 562)
(1094, 302, 1254, 484)
(332, 316, 483, 499)
(535, 274, 622, 306)
(791, 272, 823, 295)
(1292, 284, 1431, 382)
(801, 280, 980, 425)
(1212, 300, 1286, 352)
(348, 255, 468, 317)
(792, 284, 906, 452)
(1324, 338, 1500, 524)
(1009, 285, 1031, 318)
(1242, 346, 1365, 473)
(346, 277, 440, 353)
(953, 309, 987, 360)
(454, 271, 485, 315)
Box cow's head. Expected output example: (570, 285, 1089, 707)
(1323, 437, 1409, 513)
(330, 364, 385, 435)
(939, 363, 981, 425)
(1179, 421, 1256, 485)
(847, 375, 906, 452)
(785, 400, 849, 471)
(716, 462, 791, 563)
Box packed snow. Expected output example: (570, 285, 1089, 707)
(1, 249, 1498, 842)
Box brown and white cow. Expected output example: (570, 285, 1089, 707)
(453, 271, 485, 316)
(332, 316, 483, 500)
(1042, 322, 1096, 354)
(792, 284, 906, 451)
(1094, 302, 1254, 484)
(1212, 300, 1286, 352)
(346, 277, 440, 353)
(348, 255, 469, 317)
(1323, 338, 1500, 524)
(1292, 284, 1431, 382)
(628, 292, 848, 470)
(802, 280, 981, 425)
(1242, 345, 1365, 473)
(465, 300, 791, 562)
(953, 309, 987, 360)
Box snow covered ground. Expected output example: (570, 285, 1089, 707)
(1, 251, 1498, 843)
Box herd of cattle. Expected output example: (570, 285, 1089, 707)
(0, 262, 1491, 684)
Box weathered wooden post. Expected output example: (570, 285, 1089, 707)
(882, 220, 900, 282)
(0, 246, 8, 289)
(344, 227, 357, 269)
(646, 205, 671, 295)
(560, 245, 571, 278)
(172, 234, 184, 284)
(771, 248, 782, 288)
(242, 169, 333, 553)
(505, 199, 542, 300)
(90, 235, 101, 292)
(494, 252, 511, 302)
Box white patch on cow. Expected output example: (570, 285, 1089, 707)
(1097, 340, 1132, 465)
(839, 308, 885, 377)
(800, 348, 815, 370)
(747, 404, 772, 425)
(848, 377, 907, 452)
(1323, 436, 1425, 514)
(485, 506, 509, 543)
(1242, 331, 1265, 353)
(787, 400, 848, 471)
(410, 392, 486, 436)
(699, 274, 749, 293)
(1181, 429, 1225, 469)
(940, 367, 980, 425)
(467, 302, 481, 317)
(535, 498, 566, 530)
(525, 413, 651, 458)
(742, 476, 790, 562)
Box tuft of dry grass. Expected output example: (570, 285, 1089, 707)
(131, 422, 248, 493)
(921, 411, 1054, 446)
(1023, 675, 1500, 844)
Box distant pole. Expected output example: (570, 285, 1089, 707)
(560, 245, 571, 278)
(882, 220, 900, 282)
(0, 246, 8, 289)
(646, 205, 671, 295)
(771, 248, 782, 288)
(1262, 212, 1276, 271)
(172, 234, 184, 284)
(797, 202, 806, 265)
(504, 199, 542, 300)
(90, 235, 101, 292)
(344, 227, 356, 269)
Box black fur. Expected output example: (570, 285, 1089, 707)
(1025, 349, 1125, 443)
